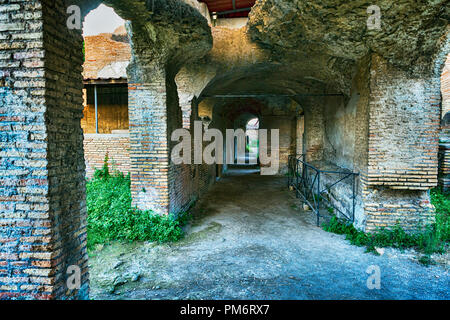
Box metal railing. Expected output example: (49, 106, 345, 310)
(288, 155, 359, 226)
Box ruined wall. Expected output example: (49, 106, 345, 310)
(439, 143, 450, 191)
(83, 134, 130, 178)
(0, 0, 88, 299)
(366, 55, 440, 191)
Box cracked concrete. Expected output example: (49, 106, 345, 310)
(89, 168, 449, 300)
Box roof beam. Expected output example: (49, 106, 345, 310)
(202, 94, 344, 98)
(217, 7, 252, 16)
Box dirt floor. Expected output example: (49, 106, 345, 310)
(89, 167, 449, 300)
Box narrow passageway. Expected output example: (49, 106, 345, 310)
(89, 171, 449, 300)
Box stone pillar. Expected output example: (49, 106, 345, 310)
(0, 1, 88, 299)
(363, 54, 440, 232)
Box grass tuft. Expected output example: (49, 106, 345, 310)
(86, 156, 188, 249)
(323, 188, 449, 261)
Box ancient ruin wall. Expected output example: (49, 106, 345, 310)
(0, 0, 88, 299)
(83, 134, 131, 178)
(362, 55, 440, 232)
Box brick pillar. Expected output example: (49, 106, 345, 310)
(363, 54, 440, 232)
(127, 66, 205, 215)
(439, 53, 450, 191)
(303, 98, 325, 162)
(260, 115, 294, 174)
(0, 0, 88, 299)
(128, 67, 170, 214)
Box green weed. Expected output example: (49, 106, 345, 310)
(86, 157, 188, 249)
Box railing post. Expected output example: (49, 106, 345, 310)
(352, 174, 356, 222)
(296, 159, 299, 198)
(317, 172, 320, 226)
(288, 156, 291, 188)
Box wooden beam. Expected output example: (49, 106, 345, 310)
(83, 78, 127, 85)
(202, 93, 344, 98)
(94, 84, 98, 134)
(217, 7, 251, 16)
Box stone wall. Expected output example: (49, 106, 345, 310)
(323, 95, 357, 170)
(83, 134, 131, 178)
(259, 115, 295, 174)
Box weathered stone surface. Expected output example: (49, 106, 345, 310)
(248, 0, 449, 75)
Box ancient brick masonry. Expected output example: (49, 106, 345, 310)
(83, 133, 131, 178)
(128, 78, 170, 214)
(439, 53, 450, 191)
(0, 0, 213, 300)
(0, 0, 88, 299)
(0, 0, 448, 301)
(362, 55, 441, 232)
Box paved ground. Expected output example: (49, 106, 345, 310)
(89, 167, 449, 300)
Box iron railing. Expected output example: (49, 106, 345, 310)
(288, 154, 359, 226)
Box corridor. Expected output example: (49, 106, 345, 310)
(89, 170, 449, 300)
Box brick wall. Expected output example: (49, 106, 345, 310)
(83, 134, 130, 179)
(127, 75, 170, 214)
(83, 32, 131, 80)
(0, 0, 88, 299)
(303, 98, 325, 162)
(439, 53, 450, 191)
(363, 54, 440, 232)
(366, 55, 440, 191)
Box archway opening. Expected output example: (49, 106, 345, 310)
(81, 4, 131, 177)
(246, 117, 260, 165)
